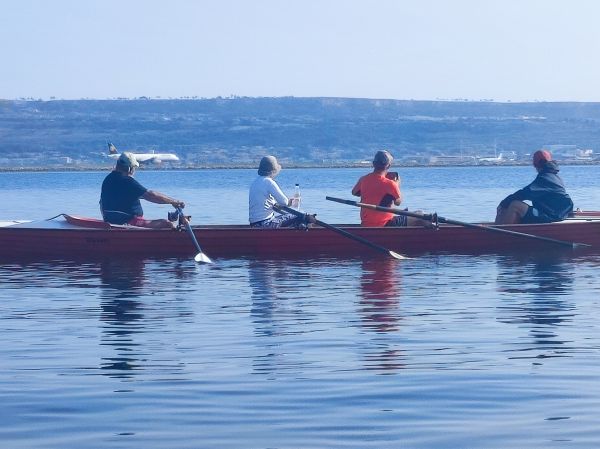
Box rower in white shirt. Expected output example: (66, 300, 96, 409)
(248, 155, 314, 228)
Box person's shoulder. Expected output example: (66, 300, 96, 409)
(383, 176, 398, 187)
(358, 172, 377, 183)
(381, 176, 400, 194)
(102, 170, 121, 183)
(123, 175, 146, 190)
(123, 174, 139, 184)
(251, 175, 274, 188)
(263, 177, 279, 187)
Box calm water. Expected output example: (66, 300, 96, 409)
(2, 166, 600, 448)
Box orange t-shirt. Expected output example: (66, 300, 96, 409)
(352, 172, 401, 226)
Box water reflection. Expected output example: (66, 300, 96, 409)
(358, 258, 404, 372)
(247, 259, 324, 376)
(496, 251, 576, 360)
(248, 260, 281, 337)
(359, 258, 402, 333)
(247, 260, 287, 375)
(99, 258, 146, 378)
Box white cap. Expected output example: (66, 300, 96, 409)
(117, 152, 139, 168)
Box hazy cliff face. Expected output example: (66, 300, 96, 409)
(1, 98, 598, 167)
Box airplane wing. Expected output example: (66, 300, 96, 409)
(105, 149, 179, 164)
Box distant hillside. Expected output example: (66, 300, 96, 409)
(1, 97, 600, 167)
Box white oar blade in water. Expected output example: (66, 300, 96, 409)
(194, 252, 213, 264)
(389, 251, 408, 260)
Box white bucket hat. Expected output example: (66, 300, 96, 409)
(258, 155, 281, 176)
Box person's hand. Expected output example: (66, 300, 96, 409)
(172, 200, 185, 209)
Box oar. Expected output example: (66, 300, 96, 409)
(326, 196, 590, 249)
(273, 204, 406, 260)
(176, 207, 213, 263)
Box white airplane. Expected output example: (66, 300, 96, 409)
(478, 153, 504, 163)
(107, 143, 180, 164)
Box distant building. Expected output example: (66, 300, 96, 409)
(544, 145, 594, 161)
(429, 155, 477, 165)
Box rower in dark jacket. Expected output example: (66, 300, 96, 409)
(495, 150, 573, 224)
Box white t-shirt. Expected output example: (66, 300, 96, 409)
(249, 176, 289, 223)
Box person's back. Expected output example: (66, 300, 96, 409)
(100, 152, 185, 229)
(495, 150, 573, 224)
(353, 172, 401, 226)
(248, 155, 315, 229)
(525, 161, 573, 220)
(101, 170, 146, 224)
(352, 150, 403, 227)
(249, 175, 288, 224)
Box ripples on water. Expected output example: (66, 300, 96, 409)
(2, 251, 600, 448)
(2, 167, 600, 447)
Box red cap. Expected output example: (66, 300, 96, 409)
(533, 150, 552, 168)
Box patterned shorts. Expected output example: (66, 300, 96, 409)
(251, 213, 302, 228)
(385, 213, 408, 227)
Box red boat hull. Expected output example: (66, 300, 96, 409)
(0, 216, 599, 259)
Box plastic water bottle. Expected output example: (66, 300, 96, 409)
(292, 184, 301, 209)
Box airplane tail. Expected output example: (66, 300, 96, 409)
(108, 143, 118, 154)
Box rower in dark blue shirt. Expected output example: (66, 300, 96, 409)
(100, 152, 185, 228)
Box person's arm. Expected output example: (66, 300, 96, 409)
(351, 178, 362, 197)
(499, 186, 529, 209)
(142, 190, 185, 209)
(267, 179, 289, 206)
(390, 179, 402, 205)
(393, 192, 403, 206)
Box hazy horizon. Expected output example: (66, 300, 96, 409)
(4, 95, 600, 105)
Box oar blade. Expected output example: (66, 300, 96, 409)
(194, 252, 213, 264)
(389, 250, 408, 260)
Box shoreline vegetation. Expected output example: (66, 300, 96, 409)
(1, 160, 599, 173)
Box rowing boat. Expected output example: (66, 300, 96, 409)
(0, 212, 598, 260)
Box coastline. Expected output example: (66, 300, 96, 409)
(0, 160, 598, 173)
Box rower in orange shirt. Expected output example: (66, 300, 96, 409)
(352, 150, 424, 227)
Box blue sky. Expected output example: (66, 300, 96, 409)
(2, 0, 600, 101)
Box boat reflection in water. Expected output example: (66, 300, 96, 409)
(247, 259, 316, 376)
(247, 256, 406, 375)
(495, 251, 576, 361)
(98, 257, 191, 380)
(358, 258, 404, 372)
(99, 258, 147, 378)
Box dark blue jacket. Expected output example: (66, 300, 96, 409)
(500, 161, 573, 221)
